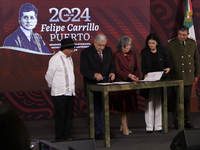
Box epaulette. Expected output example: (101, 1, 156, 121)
(168, 38, 175, 43)
(188, 37, 196, 42)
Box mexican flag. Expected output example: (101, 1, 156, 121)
(184, 0, 198, 86)
(183, 0, 196, 40)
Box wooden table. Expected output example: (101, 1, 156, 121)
(87, 80, 184, 147)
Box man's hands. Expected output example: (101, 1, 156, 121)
(94, 73, 115, 81)
(109, 73, 115, 81)
(94, 73, 103, 81)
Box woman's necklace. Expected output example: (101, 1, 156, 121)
(151, 48, 157, 53)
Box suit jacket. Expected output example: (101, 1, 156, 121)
(141, 46, 171, 76)
(80, 44, 115, 97)
(140, 46, 171, 99)
(166, 37, 200, 85)
(114, 50, 139, 81)
(3, 27, 50, 53)
(109, 50, 139, 112)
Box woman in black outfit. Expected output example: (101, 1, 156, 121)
(140, 33, 171, 134)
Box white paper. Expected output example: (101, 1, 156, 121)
(112, 82, 132, 85)
(139, 71, 164, 82)
(96, 81, 132, 85)
(96, 83, 114, 85)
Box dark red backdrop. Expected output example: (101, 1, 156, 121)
(0, 0, 200, 120)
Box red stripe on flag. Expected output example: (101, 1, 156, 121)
(189, 0, 193, 11)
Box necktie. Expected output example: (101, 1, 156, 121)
(60, 56, 69, 92)
(182, 41, 185, 47)
(99, 52, 103, 61)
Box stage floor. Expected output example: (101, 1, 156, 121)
(24, 111, 200, 150)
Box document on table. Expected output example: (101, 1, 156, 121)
(96, 83, 114, 85)
(139, 71, 164, 82)
(97, 82, 132, 85)
(112, 82, 132, 85)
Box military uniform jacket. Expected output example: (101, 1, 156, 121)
(166, 37, 200, 85)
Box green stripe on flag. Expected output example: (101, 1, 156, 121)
(183, 0, 193, 29)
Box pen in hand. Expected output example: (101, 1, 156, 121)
(94, 73, 104, 81)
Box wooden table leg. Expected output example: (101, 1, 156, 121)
(88, 89, 94, 138)
(102, 91, 110, 147)
(178, 81, 184, 131)
(162, 86, 168, 133)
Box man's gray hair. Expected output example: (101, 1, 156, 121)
(94, 34, 107, 43)
(116, 36, 132, 51)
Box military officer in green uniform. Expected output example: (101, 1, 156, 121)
(166, 25, 200, 129)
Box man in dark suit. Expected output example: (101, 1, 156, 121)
(80, 34, 116, 140)
(166, 25, 200, 129)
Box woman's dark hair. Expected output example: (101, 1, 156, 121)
(143, 33, 161, 50)
(0, 105, 30, 150)
(116, 36, 132, 51)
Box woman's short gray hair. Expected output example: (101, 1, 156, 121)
(94, 34, 107, 43)
(116, 36, 132, 51)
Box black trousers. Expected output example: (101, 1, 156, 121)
(52, 95, 74, 140)
(93, 92, 103, 135)
(173, 85, 192, 125)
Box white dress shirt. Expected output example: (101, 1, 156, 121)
(20, 26, 32, 41)
(45, 51, 75, 96)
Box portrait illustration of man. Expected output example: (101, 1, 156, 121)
(3, 3, 51, 54)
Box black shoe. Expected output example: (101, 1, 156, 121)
(155, 130, 162, 133)
(63, 138, 73, 141)
(110, 133, 117, 139)
(95, 134, 103, 140)
(185, 123, 194, 129)
(55, 139, 62, 142)
(146, 131, 153, 134)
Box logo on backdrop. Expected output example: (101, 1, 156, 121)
(1, 3, 52, 55)
(45, 7, 100, 50)
(0, 3, 101, 54)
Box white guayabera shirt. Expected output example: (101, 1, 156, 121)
(45, 51, 75, 96)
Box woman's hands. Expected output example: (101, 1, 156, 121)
(163, 68, 170, 74)
(128, 73, 139, 81)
